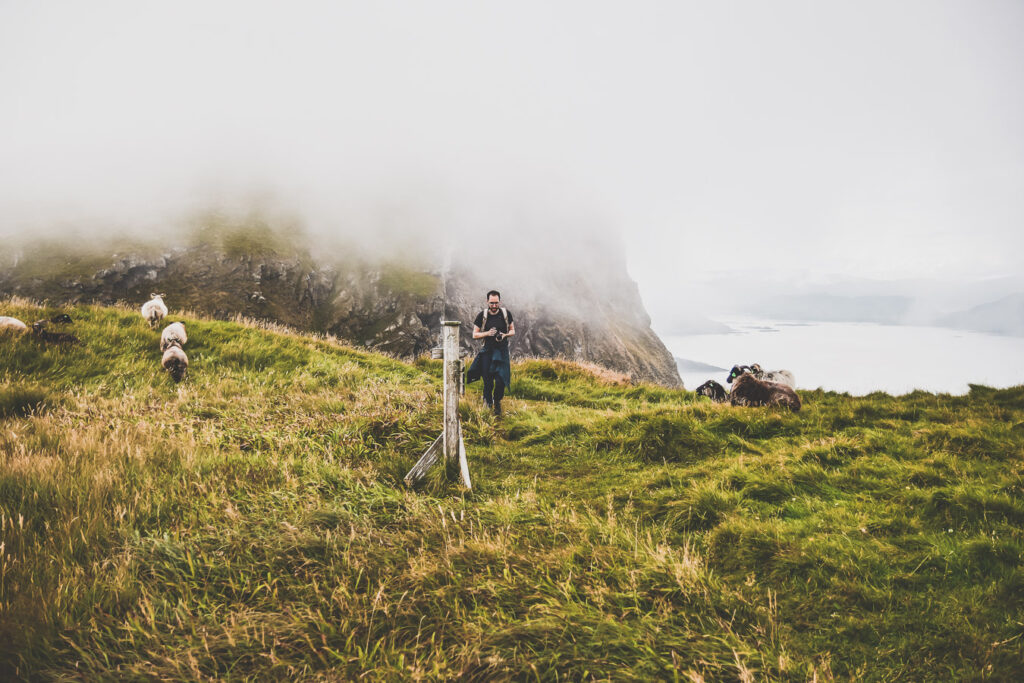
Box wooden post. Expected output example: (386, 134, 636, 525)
(405, 321, 471, 489)
(442, 321, 461, 481)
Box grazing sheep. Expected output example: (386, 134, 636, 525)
(161, 345, 188, 382)
(31, 321, 80, 345)
(695, 379, 729, 403)
(727, 363, 796, 389)
(0, 316, 28, 334)
(749, 363, 796, 389)
(159, 322, 187, 352)
(729, 372, 801, 412)
(2, 314, 72, 336)
(141, 293, 168, 328)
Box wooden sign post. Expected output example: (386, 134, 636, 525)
(405, 321, 471, 489)
(442, 321, 460, 473)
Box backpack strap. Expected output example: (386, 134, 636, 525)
(478, 308, 511, 332)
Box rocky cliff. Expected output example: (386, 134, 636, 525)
(0, 233, 682, 387)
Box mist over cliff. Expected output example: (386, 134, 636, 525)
(0, 208, 682, 387)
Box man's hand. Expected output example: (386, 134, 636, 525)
(488, 328, 498, 336)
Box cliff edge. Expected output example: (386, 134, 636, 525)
(0, 228, 682, 387)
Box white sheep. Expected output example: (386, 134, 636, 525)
(161, 345, 188, 382)
(141, 293, 168, 328)
(727, 364, 797, 390)
(159, 322, 187, 352)
(749, 363, 796, 389)
(0, 316, 28, 334)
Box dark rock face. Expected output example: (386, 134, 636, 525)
(443, 269, 681, 387)
(0, 244, 682, 387)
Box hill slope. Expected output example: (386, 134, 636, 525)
(2, 300, 1023, 679)
(0, 221, 682, 386)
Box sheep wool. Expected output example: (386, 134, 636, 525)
(162, 345, 188, 382)
(0, 316, 28, 334)
(695, 379, 729, 403)
(141, 294, 168, 328)
(729, 372, 801, 412)
(160, 322, 187, 352)
(749, 363, 796, 389)
(728, 363, 797, 390)
(31, 321, 80, 345)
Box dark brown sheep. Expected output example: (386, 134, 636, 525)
(729, 372, 801, 412)
(31, 321, 80, 345)
(695, 379, 729, 403)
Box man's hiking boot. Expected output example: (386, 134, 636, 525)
(493, 400, 502, 417)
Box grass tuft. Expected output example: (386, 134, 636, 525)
(0, 381, 52, 419)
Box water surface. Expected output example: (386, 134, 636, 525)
(663, 319, 1024, 395)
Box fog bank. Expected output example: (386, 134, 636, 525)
(2, 2, 1022, 327)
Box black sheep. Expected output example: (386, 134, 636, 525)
(31, 321, 80, 345)
(695, 380, 729, 403)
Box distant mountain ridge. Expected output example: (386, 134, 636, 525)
(675, 357, 726, 373)
(676, 272, 1024, 335)
(935, 293, 1024, 337)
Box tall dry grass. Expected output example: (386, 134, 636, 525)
(1, 299, 1022, 679)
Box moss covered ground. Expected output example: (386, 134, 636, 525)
(1, 299, 1023, 680)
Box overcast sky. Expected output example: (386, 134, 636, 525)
(2, 1, 1022, 321)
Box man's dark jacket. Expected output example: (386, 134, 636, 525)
(467, 346, 511, 389)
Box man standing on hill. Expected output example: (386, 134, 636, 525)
(467, 290, 515, 416)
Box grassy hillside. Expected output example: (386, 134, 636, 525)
(1, 299, 1023, 680)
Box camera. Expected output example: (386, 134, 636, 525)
(494, 332, 504, 341)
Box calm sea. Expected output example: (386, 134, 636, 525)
(662, 318, 1024, 396)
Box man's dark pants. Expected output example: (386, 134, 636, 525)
(483, 373, 505, 406)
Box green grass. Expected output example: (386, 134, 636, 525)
(378, 263, 441, 299)
(0, 381, 53, 419)
(5, 236, 164, 282)
(1, 299, 1023, 680)
(186, 209, 308, 259)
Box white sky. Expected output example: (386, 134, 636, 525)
(2, 1, 1022, 319)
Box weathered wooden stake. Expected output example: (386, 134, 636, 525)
(404, 321, 471, 489)
(458, 423, 472, 489)
(442, 322, 460, 478)
(403, 433, 441, 485)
